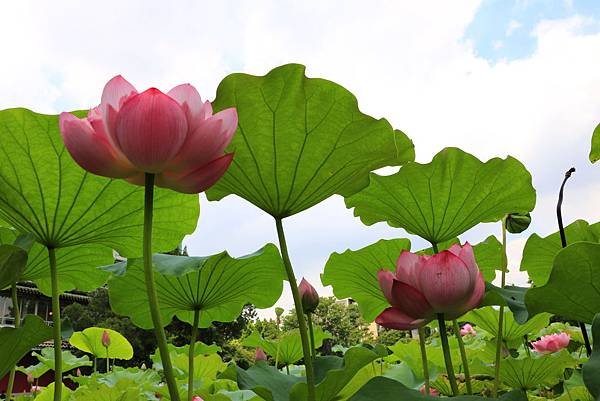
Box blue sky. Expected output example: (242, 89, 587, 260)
(1, 0, 600, 317)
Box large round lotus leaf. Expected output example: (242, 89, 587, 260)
(583, 313, 600, 398)
(520, 220, 600, 286)
(33, 347, 92, 372)
(345, 147, 536, 245)
(206, 63, 415, 218)
(106, 244, 285, 329)
(69, 327, 133, 360)
(463, 307, 550, 345)
(526, 242, 600, 323)
(0, 108, 199, 258)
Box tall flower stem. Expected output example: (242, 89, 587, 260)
(556, 167, 592, 356)
(452, 319, 472, 394)
(493, 218, 508, 397)
(105, 348, 110, 373)
(417, 327, 430, 395)
(306, 313, 316, 359)
(6, 283, 20, 400)
(437, 314, 459, 396)
(188, 309, 200, 401)
(143, 173, 180, 401)
(49, 247, 62, 401)
(275, 217, 316, 401)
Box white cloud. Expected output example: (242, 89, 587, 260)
(506, 19, 522, 36)
(2, 0, 600, 318)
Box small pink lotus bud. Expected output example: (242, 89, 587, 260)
(76, 368, 82, 377)
(531, 332, 570, 354)
(102, 330, 111, 348)
(255, 347, 267, 362)
(419, 385, 439, 396)
(299, 278, 319, 314)
(27, 373, 34, 384)
(460, 323, 476, 337)
(192, 397, 204, 401)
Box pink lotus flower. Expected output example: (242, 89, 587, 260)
(419, 385, 440, 396)
(60, 75, 236, 194)
(255, 347, 268, 362)
(531, 332, 570, 354)
(299, 278, 319, 313)
(192, 397, 203, 401)
(102, 330, 111, 348)
(460, 323, 477, 337)
(375, 243, 485, 330)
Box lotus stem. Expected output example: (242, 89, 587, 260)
(106, 348, 109, 373)
(556, 167, 593, 356)
(417, 327, 430, 395)
(437, 314, 459, 396)
(493, 218, 508, 397)
(6, 283, 20, 400)
(452, 319, 472, 394)
(188, 309, 200, 401)
(143, 173, 180, 401)
(275, 217, 316, 401)
(306, 313, 316, 359)
(49, 247, 62, 401)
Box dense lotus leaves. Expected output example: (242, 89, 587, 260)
(590, 122, 600, 163)
(322, 236, 503, 322)
(388, 337, 461, 374)
(463, 307, 550, 347)
(520, 219, 600, 285)
(33, 347, 92, 371)
(345, 147, 536, 244)
(526, 242, 600, 323)
(0, 108, 199, 256)
(106, 244, 285, 328)
(69, 327, 134, 360)
(235, 362, 304, 401)
(151, 343, 224, 379)
(289, 347, 382, 401)
(16, 360, 51, 379)
(69, 368, 161, 401)
(243, 327, 332, 365)
(0, 244, 28, 290)
(205, 63, 415, 218)
(0, 315, 53, 378)
(34, 383, 72, 401)
(474, 349, 577, 390)
(347, 376, 528, 401)
(583, 313, 600, 398)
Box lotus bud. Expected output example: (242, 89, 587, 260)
(275, 307, 284, 318)
(505, 212, 531, 234)
(27, 373, 34, 384)
(102, 330, 111, 348)
(76, 368, 82, 377)
(255, 347, 267, 362)
(141, 363, 147, 370)
(299, 278, 319, 314)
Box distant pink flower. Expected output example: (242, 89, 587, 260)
(460, 323, 477, 336)
(420, 385, 439, 396)
(192, 397, 204, 401)
(532, 332, 570, 354)
(255, 347, 268, 362)
(102, 330, 111, 348)
(31, 385, 43, 393)
(376, 243, 485, 330)
(60, 75, 236, 194)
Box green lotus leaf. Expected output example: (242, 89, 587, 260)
(205, 63, 414, 218)
(322, 236, 503, 322)
(526, 242, 600, 323)
(106, 244, 285, 329)
(345, 147, 536, 245)
(583, 313, 600, 398)
(69, 327, 133, 360)
(0, 244, 28, 290)
(69, 368, 160, 401)
(0, 315, 53, 378)
(520, 219, 600, 286)
(33, 347, 92, 372)
(347, 376, 528, 401)
(388, 337, 461, 375)
(475, 349, 577, 390)
(590, 122, 600, 163)
(34, 382, 72, 401)
(234, 362, 303, 401)
(243, 327, 332, 365)
(16, 361, 50, 379)
(0, 108, 199, 291)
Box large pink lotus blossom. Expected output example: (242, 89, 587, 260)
(460, 323, 477, 337)
(531, 332, 570, 354)
(60, 75, 236, 194)
(375, 243, 485, 330)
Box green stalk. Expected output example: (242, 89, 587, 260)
(106, 347, 109, 373)
(306, 313, 316, 359)
(275, 341, 281, 369)
(6, 283, 20, 400)
(493, 219, 508, 397)
(417, 327, 430, 395)
(49, 247, 62, 401)
(188, 309, 200, 401)
(452, 319, 472, 394)
(275, 217, 316, 401)
(143, 173, 180, 401)
(437, 314, 459, 396)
